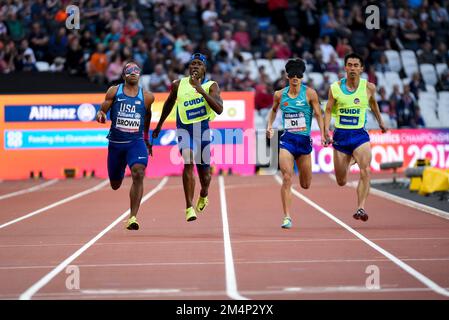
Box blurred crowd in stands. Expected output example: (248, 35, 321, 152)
(1, 0, 449, 129)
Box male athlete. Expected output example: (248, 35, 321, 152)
(324, 52, 387, 221)
(96, 61, 155, 230)
(266, 58, 326, 229)
(153, 53, 223, 222)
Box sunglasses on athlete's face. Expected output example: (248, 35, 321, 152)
(124, 66, 141, 76)
(287, 72, 302, 79)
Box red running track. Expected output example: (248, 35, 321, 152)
(0, 173, 448, 300)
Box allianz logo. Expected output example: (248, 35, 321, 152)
(28, 103, 97, 122)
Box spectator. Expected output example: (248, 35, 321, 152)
(66, 37, 84, 75)
(272, 34, 291, 59)
(207, 31, 221, 59)
(377, 87, 394, 117)
(435, 43, 449, 64)
(437, 70, 449, 91)
(375, 54, 391, 73)
(255, 83, 274, 117)
(318, 73, 331, 100)
(335, 37, 352, 58)
(320, 7, 338, 38)
(298, 0, 320, 40)
(396, 85, 417, 128)
(106, 54, 123, 85)
(367, 65, 377, 85)
(28, 22, 48, 62)
(220, 30, 237, 59)
(233, 21, 251, 52)
(409, 72, 426, 100)
(202, 1, 219, 29)
(48, 27, 68, 61)
(319, 36, 337, 64)
(325, 54, 340, 73)
(149, 63, 170, 92)
(88, 43, 108, 84)
(418, 41, 436, 64)
(123, 10, 143, 38)
(5, 12, 24, 42)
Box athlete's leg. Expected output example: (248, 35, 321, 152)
(333, 149, 353, 186)
(197, 166, 211, 198)
(181, 149, 195, 209)
(107, 143, 126, 190)
(129, 163, 146, 218)
(279, 148, 295, 218)
(352, 142, 372, 210)
(296, 153, 312, 189)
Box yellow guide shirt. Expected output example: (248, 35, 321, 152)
(330, 78, 369, 129)
(176, 77, 216, 124)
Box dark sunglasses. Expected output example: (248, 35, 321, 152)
(287, 72, 303, 79)
(124, 65, 141, 75)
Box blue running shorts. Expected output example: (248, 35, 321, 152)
(332, 128, 370, 155)
(107, 139, 148, 181)
(279, 131, 313, 159)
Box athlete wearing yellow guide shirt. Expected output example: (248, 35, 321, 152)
(153, 53, 223, 222)
(324, 53, 387, 222)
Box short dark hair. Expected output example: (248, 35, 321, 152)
(344, 53, 364, 66)
(285, 58, 306, 76)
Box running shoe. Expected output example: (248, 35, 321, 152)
(196, 196, 209, 213)
(126, 216, 140, 230)
(281, 217, 292, 229)
(353, 208, 369, 221)
(186, 207, 197, 222)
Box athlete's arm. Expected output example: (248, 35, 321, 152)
(367, 82, 387, 133)
(153, 80, 180, 138)
(266, 90, 281, 139)
(191, 76, 224, 115)
(97, 86, 118, 123)
(307, 88, 326, 146)
(205, 82, 224, 114)
(323, 88, 335, 145)
(143, 91, 155, 156)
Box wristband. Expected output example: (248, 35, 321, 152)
(144, 131, 149, 141)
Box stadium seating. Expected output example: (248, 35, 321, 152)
(400, 50, 419, 78)
(420, 63, 438, 86)
(385, 50, 402, 73)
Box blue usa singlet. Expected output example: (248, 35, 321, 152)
(107, 84, 147, 142)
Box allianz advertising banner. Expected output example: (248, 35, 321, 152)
(0, 92, 255, 179)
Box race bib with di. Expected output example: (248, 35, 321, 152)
(284, 112, 306, 131)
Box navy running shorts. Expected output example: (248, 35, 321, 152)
(107, 139, 148, 181)
(332, 128, 370, 155)
(176, 119, 211, 169)
(279, 131, 313, 159)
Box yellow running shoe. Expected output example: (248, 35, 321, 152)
(126, 216, 140, 230)
(186, 207, 197, 222)
(196, 196, 209, 213)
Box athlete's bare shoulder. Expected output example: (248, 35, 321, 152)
(105, 85, 119, 99)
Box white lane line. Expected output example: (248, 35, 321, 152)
(4, 257, 449, 271)
(81, 288, 181, 295)
(0, 179, 58, 201)
(19, 177, 168, 300)
(218, 175, 248, 300)
(3, 236, 449, 248)
(329, 174, 449, 221)
(0, 180, 109, 230)
(275, 175, 449, 298)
